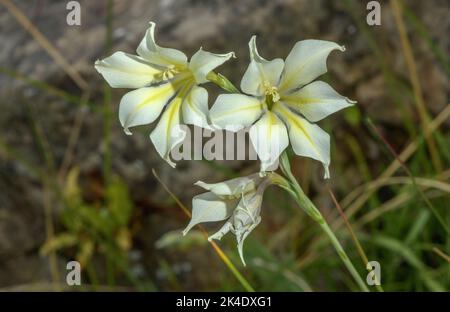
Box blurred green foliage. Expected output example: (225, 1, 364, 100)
(40, 168, 136, 286)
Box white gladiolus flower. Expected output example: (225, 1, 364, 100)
(182, 173, 272, 265)
(95, 22, 234, 167)
(210, 36, 355, 177)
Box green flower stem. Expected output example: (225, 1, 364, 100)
(206, 71, 240, 93)
(280, 153, 369, 292)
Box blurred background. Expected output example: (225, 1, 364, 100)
(0, 0, 448, 291)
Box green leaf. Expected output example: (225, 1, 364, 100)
(106, 176, 133, 226)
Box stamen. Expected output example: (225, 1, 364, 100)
(263, 81, 280, 109)
(155, 65, 179, 82)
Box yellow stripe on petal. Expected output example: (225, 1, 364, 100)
(119, 82, 176, 134)
(249, 111, 289, 171)
(95, 51, 163, 88)
(278, 40, 345, 93)
(280, 81, 354, 122)
(150, 84, 193, 167)
(182, 86, 211, 129)
(240, 36, 284, 97)
(273, 102, 330, 178)
(210, 94, 264, 132)
(137, 22, 188, 68)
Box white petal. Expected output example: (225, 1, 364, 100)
(234, 189, 264, 266)
(119, 83, 176, 134)
(208, 221, 233, 241)
(273, 103, 331, 178)
(279, 40, 345, 93)
(210, 94, 263, 131)
(207, 214, 261, 266)
(236, 217, 261, 266)
(182, 86, 211, 129)
(195, 173, 262, 196)
(182, 192, 238, 235)
(189, 48, 235, 84)
(137, 22, 188, 67)
(208, 187, 265, 266)
(249, 111, 289, 172)
(94, 52, 161, 88)
(149, 92, 188, 167)
(240, 36, 284, 96)
(281, 81, 355, 122)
